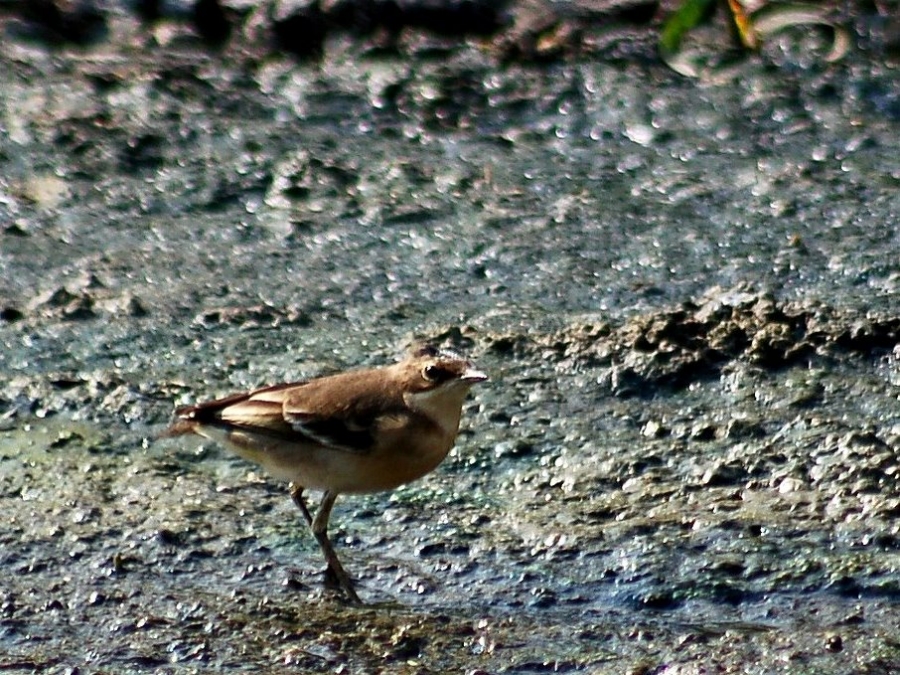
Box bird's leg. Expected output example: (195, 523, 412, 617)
(290, 484, 361, 604)
(310, 490, 361, 605)
(289, 483, 314, 527)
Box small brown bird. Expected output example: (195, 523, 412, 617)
(165, 345, 487, 603)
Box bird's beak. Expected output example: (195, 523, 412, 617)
(461, 366, 488, 384)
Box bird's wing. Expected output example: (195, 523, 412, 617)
(173, 381, 305, 439)
(280, 376, 407, 453)
(173, 375, 408, 454)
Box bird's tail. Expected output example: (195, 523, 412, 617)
(157, 419, 197, 439)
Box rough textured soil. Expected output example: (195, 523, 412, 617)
(2, 2, 900, 673)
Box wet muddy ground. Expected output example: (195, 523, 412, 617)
(2, 3, 900, 673)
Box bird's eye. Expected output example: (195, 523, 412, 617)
(423, 364, 439, 381)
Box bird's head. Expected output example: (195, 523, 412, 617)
(397, 345, 487, 430)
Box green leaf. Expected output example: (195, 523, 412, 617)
(659, 0, 718, 53)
